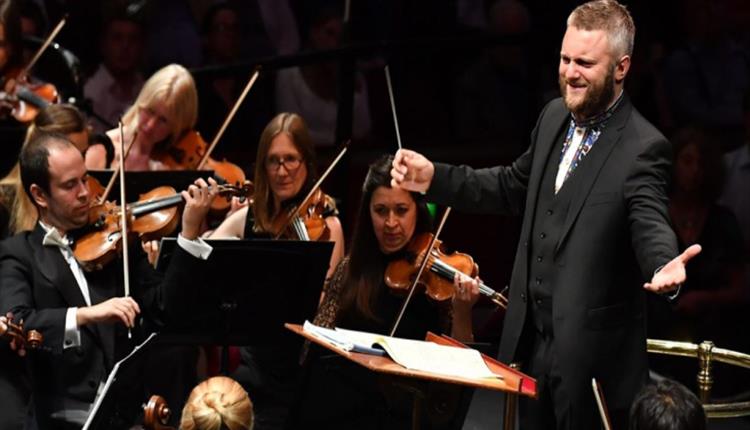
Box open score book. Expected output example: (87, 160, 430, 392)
(303, 321, 500, 380)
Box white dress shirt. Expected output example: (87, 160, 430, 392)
(39, 222, 212, 350)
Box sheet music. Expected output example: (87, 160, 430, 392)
(82, 332, 157, 430)
(304, 321, 500, 380)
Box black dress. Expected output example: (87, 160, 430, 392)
(234, 207, 336, 430)
(296, 256, 451, 429)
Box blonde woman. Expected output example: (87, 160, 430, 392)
(0, 104, 89, 237)
(180, 376, 253, 430)
(86, 63, 198, 171)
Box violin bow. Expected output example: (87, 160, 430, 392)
(20, 16, 68, 81)
(384, 65, 403, 150)
(390, 207, 452, 337)
(117, 121, 133, 338)
(98, 130, 138, 204)
(592, 378, 614, 430)
(273, 140, 350, 240)
(385, 63, 454, 337)
(197, 68, 261, 169)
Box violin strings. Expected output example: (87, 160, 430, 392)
(429, 258, 507, 303)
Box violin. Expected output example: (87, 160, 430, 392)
(271, 143, 348, 241)
(155, 70, 261, 212)
(153, 130, 207, 171)
(0, 75, 60, 123)
(384, 232, 508, 308)
(154, 130, 249, 214)
(271, 188, 336, 241)
(0, 17, 66, 123)
(72, 181, 252, 270)
(0, 316, 43, 350)
(143, 395, 175, 430)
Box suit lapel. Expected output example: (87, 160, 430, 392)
(31, 225, 88, 308)
(32, 224, 114, 360)
(554, 96, 633, 255)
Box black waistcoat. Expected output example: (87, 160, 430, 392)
(527, 124, 582, 335)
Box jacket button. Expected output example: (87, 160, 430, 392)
(520, 293, 527, 302)
(535, 298, 543, 305)
(535, 278, 542, 285)
(536, 256, 543, 262)
(524, 241, 528, 248)
(547, 210, 553, 215)
(539, 233, 546, 239)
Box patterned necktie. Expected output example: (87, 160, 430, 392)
(555, 92, 625, 193)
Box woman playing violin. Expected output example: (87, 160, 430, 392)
(1, 103, 89, 238)
(313, 154, 479, 342)
(85, 63, 198, 171)
(210, 112, 344, 278)
(296, 155, 479, 428)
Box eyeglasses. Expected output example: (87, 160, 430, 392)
(266, 155, 303, 172)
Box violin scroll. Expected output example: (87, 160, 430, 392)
(143, 395, 175, 430)
(0, 316, 44, 350)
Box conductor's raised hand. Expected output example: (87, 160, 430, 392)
(391, 149, 434, 193)
(181, 177, 219, 240)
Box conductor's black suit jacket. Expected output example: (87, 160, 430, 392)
(0, 224, 208, 426)
(427, 95, 678, 414)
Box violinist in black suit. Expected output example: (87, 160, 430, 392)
(391, 1, 701, 429)
(0, 132, 218, 429)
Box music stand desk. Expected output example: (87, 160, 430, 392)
(286, 323, 537, 397)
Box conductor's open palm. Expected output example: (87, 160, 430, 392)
(644, 244, 702, 294)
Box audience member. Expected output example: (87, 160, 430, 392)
(629, 379, 706, 430)
(84, 11, 145, 133)
(661, 0, 749, 151)
(275, 5, 371, 147)
(454, 0, 536, 150)
(648, 127, 748, 395)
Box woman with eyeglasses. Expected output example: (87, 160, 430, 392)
(210, 112, 345, 278)
(85, 63, 198, 171)
(210, 112, 344, 430)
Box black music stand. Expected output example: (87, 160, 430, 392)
(82, 333, 158, 430)
(87, 170, 214, 203)
(156, 238, 333, 372)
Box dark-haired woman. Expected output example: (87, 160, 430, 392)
(314, 154, 478, 341)
(296, 155, 479, 429)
